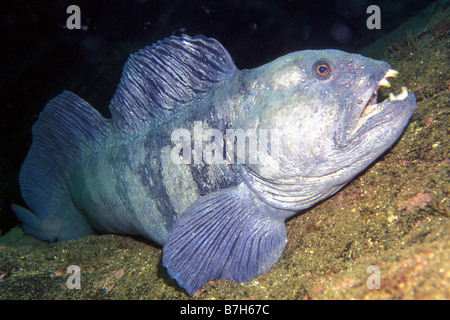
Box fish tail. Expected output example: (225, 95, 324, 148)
(12, 91, 111, 241)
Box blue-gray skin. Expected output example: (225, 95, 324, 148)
(11, 35, 416, 296)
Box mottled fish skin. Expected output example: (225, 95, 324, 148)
(69, 94, 239, 245)
(12, 35, 416, 296)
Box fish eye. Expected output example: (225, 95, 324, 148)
(312, 60, 332, 79)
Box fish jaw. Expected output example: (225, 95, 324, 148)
(337, 66, 417, 164)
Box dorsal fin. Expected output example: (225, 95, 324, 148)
(109, 34, 237, 132)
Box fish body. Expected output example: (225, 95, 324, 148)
(12, 35, 416, 295)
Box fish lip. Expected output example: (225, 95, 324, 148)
(349, 91, 416, 139)
(360, 68, 399, 115)
(348, 69, 414, 137)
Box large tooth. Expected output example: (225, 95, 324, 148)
(385, 69, 399, 78)
(388, 86, 409, 101)
(396, 86, 409, 100)
(378, 78, 391, 88)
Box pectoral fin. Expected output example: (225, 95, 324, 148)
(162, 183, 287, 295)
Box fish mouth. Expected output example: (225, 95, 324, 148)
(351, 69, 411, 135)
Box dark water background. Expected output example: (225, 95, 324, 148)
(0, 0, 441, 234)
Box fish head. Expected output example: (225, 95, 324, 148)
(238, 49, 416, 203)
